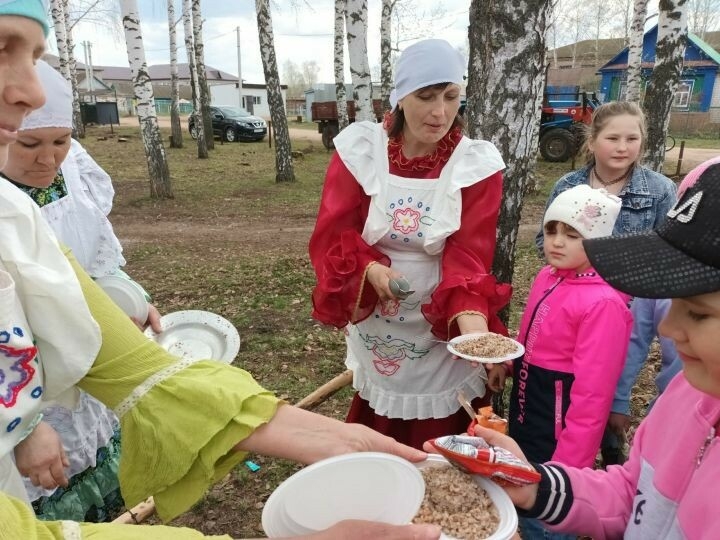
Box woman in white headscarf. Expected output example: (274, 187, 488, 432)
(0, 60, 160, 521)
(309, 39, 511, 449)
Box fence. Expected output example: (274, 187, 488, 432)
(154, 100, 194, 115)
(668, 106, 720, 139)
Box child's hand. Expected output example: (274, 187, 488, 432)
(607, 412, 631, 437)
(486, 363, 508, 392)
(14, 421, 69, 490)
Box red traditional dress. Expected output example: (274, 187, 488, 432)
(309, 120, 511, 448)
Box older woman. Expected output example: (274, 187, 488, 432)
(0, 2, 439, 539)
(309, 39, 511, 449)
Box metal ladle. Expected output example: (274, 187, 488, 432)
(389, 276, 415, 299)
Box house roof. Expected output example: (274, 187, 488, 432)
(549, 37, 626, 62)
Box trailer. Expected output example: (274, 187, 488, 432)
(311, 99, 384, 149)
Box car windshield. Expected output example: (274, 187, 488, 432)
(218, 107, 251, 118)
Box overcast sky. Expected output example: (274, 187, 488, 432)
(62, 0, 472, 85)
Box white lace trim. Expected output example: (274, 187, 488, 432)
(114, 357, 203, 418)
(61, 521, 82, 540)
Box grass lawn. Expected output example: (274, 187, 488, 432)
(82, 125, 662, 536)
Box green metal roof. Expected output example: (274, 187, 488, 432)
(690, 32, 720, 66)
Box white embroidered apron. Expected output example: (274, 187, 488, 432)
(346, 165, 487, 420)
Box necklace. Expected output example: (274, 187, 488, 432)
(592, 166, 630, 187)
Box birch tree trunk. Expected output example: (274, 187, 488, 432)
(346, 0, 374, 122)
(192, 0, 214, 149)
(625, 0, 650, 103)
(466, 0, 550, 299)
(644, 0, 688, 171)
(380, 0, 393, 112)
(334, 0, 349, 131)
(183, 0, 207, 158)
(51, 0, 70, 80)
(120, 0, 173, 199)
(167, 0, 183, 148)
(63, 0, 85, 139)
(256, 0, 295, 182)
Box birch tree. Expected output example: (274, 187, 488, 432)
(334, 0, 349, 131)
(51, 0, 71, 80)
(182, 0, 207, 158)
(466, 0, 551, 298)
(625, 0, 650, 103)
(346, 0, 374, 122)
(60, 0, 85, 138)
(380, 0, 394, 112)
(644, 0, 688, 171)
(167, 0, 183, 148)
(256, 0, 295, 182)
(120, 0, 173, 198)
(192, 0, 214, 149)
(688, 0, 720, 38)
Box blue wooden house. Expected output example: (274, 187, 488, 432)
(598, 25, 720, 130)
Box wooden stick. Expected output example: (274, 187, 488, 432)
(295, 369, 353, 410)
(112, 496, 156, 524)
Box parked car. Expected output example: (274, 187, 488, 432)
(189, 106, 267, 142)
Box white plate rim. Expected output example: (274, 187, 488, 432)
(95, 275, 149, 321)
(416, 454, 518, 540)
(144, 310, 240, 363)
(262, 452, 425, 537)
(447, 332, 524, 364)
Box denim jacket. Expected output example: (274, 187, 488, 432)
(535, 164, 677, 252)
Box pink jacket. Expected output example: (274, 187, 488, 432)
(534, 374, 720, 539)
(509, 266, 632, 467)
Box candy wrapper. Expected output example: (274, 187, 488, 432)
(427, 435, 541, 486)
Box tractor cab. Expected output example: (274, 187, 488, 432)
(539, 91, 601, 162)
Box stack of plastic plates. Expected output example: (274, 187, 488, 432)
(262, 452, 425, 537)
(96, 275, 149, 322)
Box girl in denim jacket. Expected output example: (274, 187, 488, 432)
(535, 101, 677, 467)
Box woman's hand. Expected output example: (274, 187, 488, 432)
(456, 313, 489, 335)
(234, 404, 427, 466)
(131, 303, 163, 333)
(294, 519, 441, 540)
(14, 421, 69, 490)
(366, 263, 403, 302)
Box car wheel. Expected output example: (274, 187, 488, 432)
(539, 128, 575, 162)
(224, 127, 237, 142)
(321, 124, 339, 150)
(189, 123, 198, 140)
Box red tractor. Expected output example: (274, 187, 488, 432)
(539, 92, 601, 162)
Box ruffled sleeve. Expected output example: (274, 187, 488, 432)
(69, 139, 115, 216)
(309, 151, 389, 328)
(421, 170, 512, 339)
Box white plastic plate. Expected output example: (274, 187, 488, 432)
(95, 275, 149, 322)
(447, 333, 524, 364)
(262, 452, 425, 537)
(144, 310, 240, 363)
(417, 455, 518, 540)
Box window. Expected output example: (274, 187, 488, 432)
(253, 96, 262, 105)
(672, 80, 694, 109)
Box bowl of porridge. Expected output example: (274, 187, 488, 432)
(448, 332, 524, 364)
(414, 455, 518, 540)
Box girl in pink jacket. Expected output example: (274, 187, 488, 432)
(473, 157, 720, 540)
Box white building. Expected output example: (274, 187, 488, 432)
(210, 82, 287, 119)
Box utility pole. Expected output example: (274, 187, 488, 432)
(236, 26, 243, 109)
(87, 40, 95, 103)
(82, 40, 90, 101)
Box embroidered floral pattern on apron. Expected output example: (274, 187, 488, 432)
(359, 333, 430, 376)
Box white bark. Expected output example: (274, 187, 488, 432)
(625, 0, 650, 103)
(346, 0, 374, 122)
(644, 0, 688, 171)
(63, 0, 84, 138)
(466, 0, 551, 290)
(380, 0, 393, 112)
(182, 0, 207, 158)
(256, 0, 295, 182)
(168, 0, 183, 148)
(334, 0, 349, 130)
(192, 0, 214, 149)
(51, 0, 71, 80)
(120, 0, 173, 198)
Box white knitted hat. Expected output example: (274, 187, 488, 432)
(543, 185, 621, 239)
(389, 39, 466, 110)
(21, 60, 73, 131)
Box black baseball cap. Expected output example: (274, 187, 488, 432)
(584, 159, 720, 298)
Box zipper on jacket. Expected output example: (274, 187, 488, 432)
(522, 276, 564, 347)
(696, 426, 716, 468)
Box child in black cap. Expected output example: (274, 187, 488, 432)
(461, 157, 720, 539)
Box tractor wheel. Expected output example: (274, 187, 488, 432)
(539, 128, 575, 162)
(321, 124, 339, 150)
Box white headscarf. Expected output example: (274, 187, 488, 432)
(21, 60, 73, 131)
(389, 39, 466, 110)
